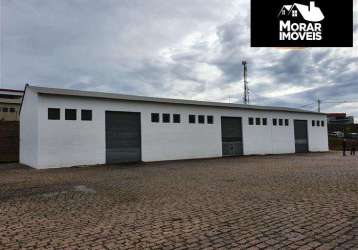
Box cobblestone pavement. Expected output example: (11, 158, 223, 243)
(0, 152, 357, 249)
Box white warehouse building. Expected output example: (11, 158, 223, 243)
(20, 85, 328, 169)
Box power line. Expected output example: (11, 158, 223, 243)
(320, 98, 358, 102)
(299, 103, 315, 108)
(317, 99, 358, 112)
(298, 99, 358, 112)
(322, 101, 358, 104)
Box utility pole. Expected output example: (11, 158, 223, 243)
(317, 99, 321, 112)
(242, 61, 249, 104)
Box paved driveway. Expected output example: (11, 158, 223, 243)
(0, 152, 357, 249)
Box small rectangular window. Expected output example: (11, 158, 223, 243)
(321, 120, 324, 127)
(312, 120, 315, 126)
(151, 113, 159, 123)
(285, 119, 289, 126)
(189, 114, 196, 124)
(162, 113, 170, 123)
(207, 115, 214, 124)
(316, 120, 320, 126)
(249, 117, 254, 125)
(81, 110, 92, 121)
(198, 115, 205, 124)
(10, 108, 16, 113)
(273, 118, 277, 126)
(2, 107, 8, 112)
(173, 114, 180, 123)
(279, 119, 283, 126)
(256, 118, 261, 125)
(65, 109, 77, 120)
(262, 118, 267, 126)
(48, 108, 60, 120)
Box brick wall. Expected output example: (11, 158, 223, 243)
(0, 121, 19, 162)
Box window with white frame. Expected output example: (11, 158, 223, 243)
(292, 10, 298, 17)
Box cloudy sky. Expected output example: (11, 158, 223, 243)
(1, 0, 357, 120)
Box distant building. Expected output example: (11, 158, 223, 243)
(0, 88, 24, 121)
(327, 113, 354, 125)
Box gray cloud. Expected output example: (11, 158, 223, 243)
(1, 0, 357, 120)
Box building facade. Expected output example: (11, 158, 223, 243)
(0, 89, 23, 121)
(20, 86, 329, 169)
(327, 113, 354, 125)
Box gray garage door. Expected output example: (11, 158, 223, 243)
(221, 117, 243, 156)
(294, 120, 308, 153)
(105, 111, 141, 164)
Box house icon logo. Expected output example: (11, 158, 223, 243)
(278, 1, 324, 22)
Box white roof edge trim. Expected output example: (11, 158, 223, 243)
(27, 85, 325, 115)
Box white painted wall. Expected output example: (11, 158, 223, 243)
(37, 96, 106, 169)
(20, 93, 328, 169)
(19, 88, 39, 167)
(308, 118, 329, 151)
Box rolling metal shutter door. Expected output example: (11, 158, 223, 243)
(294, 120, 309, 153)
(221, 117, 243, 156)
(105, 111, 141, 163)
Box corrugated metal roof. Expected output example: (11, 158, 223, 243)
(0, 98, 22, 104)
(0, 88, 24, 93)
(27, 85, 323, 115)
